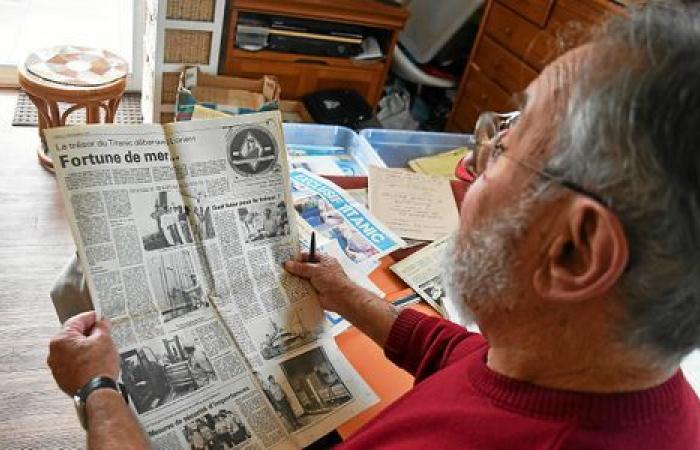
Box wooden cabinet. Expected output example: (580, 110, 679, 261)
(221, 0, 408, 108)
(447, 0, 625, 133)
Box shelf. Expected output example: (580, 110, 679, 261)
(230, 48, 385, 71)
(231, 0, 408, 29)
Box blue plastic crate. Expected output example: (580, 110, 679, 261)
(283, 124, 385, 175)
(359, 128, 474, 169)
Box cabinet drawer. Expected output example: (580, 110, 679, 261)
(450, 96, 481, 133)
(464, 64, 515, 114)
(498, 0, 554, 27)
(484, 2, 556, 70)
(473, 36, 538, 95)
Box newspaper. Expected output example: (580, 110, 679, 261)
(46, 111, 378, 449)
(390, 235, 452, 315)
(290, 169, 405, 275)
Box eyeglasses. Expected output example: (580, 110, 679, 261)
(460, 110, 610, 207)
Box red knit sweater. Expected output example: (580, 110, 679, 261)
(338, 309, 700, 449)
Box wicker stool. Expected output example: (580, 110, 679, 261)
(18, 46, 128, 172)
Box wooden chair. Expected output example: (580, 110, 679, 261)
(17, 46, 128, 172)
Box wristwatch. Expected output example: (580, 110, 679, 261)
(73, 376, 128, 430)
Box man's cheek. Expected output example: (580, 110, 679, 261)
(460, 180, 489, 232)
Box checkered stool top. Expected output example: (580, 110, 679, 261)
(25, 46, 128, 87)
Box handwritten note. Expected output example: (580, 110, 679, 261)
(368, 166, 459, 241)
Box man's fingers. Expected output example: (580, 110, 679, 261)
(284, 260, 313, 278)
(89, 318, 112, 338)
(63, 310, 97, 336)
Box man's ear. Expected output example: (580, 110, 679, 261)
(533, 198, 628, 303)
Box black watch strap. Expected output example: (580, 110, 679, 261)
(77, 376, 128, 404)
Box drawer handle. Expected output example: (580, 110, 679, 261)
(294, 59, 330, 66)
(503, 26, 513, 37)
(480, 94, 489, 102)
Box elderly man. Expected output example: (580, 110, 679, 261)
(47, 5, 698, 449)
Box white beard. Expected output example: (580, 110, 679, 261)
(440, 191, 536, 327)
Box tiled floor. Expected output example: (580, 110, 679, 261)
(0, 0, 133, 67)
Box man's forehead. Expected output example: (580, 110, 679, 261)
(525, 46, 591, 108)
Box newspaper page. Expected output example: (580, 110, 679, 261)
(290, 169, 405, 276)
(390, 235, 451, 315)
(46, 111, 377, 449)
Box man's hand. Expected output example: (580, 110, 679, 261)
(284, 253, 399, 348)
(47, 311, 119, 396)
(284, 253, 358, 314)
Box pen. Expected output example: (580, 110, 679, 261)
(308, 231, 317, 263)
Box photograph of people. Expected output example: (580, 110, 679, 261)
(119, 332, 216, 414)
(258, 373, 303, 431)
(137, 191, 215, 251)
(238, 201, 290, 243)
(182, 409, 251, 450)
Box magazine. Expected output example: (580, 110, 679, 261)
(46, 111, 378, 449)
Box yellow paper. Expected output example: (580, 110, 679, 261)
(408, 147, 470, 179)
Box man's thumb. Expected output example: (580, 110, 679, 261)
(90, 318, 112, 338)
(284, 260, 312, 279)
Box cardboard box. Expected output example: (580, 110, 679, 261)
(175, 66, 281, 121)
(279, 100, 313, 123)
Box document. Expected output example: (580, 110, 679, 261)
(46, 111, 377, 449)
(390, 235, 452, 315)
(368, 165, 459, 242)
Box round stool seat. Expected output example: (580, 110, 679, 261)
(18, 46, 128, 172)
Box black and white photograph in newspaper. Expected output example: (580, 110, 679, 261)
(182, 409, 252, 450)
(257, 347, 353, 432)
(418, 275, 447, 311)
(237, 200, 290, 243)
(293, 194, 378, 264)
(246, 305, 324, 361)
(133, 190, 215, 251)
(120, 331, 218, 414)
(145, 248, 209, 323)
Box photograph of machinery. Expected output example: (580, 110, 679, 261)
(120, 332, 217, 414)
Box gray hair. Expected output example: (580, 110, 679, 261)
(542, 3, 700, 363)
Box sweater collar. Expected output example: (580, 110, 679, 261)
(467, 345, 691, 427)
